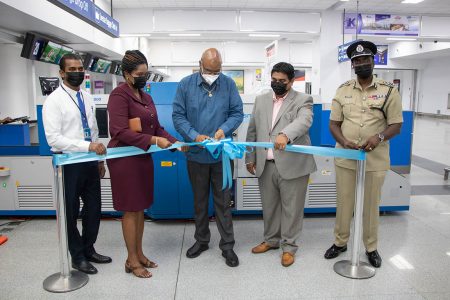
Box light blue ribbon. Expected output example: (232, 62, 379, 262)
(204, 140, 366, 190)
(52, 142, 204, 166)
(53, 139, 365, 190)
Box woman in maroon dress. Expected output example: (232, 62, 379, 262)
(107, 50, 177, 278)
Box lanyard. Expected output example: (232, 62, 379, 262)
(60, 85, 88, 121)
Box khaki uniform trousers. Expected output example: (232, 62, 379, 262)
(334, 165, 386, 252)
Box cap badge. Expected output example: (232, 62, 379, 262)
(356, 44, 364, 53)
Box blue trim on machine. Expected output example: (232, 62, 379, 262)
(0, 146, 40, 156)
(233, 205, 410, 215)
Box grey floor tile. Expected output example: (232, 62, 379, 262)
(420, 292, 450, 300)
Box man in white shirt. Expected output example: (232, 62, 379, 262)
(43, 53, 111, 275)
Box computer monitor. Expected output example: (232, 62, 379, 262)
(21, 33, 46, 61)
(39, 41, 62, 64)
(92, 58, 111, 73)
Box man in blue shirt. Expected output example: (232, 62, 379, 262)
(173, 48, 243, 267)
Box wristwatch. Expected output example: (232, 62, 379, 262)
(377, 133, 385, 142)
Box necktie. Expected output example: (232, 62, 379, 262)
(76, 91, 91, 141)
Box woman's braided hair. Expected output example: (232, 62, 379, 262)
(121, 50, 148, 79)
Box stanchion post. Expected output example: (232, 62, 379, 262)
(333, 159, 376, 279)
(43, 163, 89, 292)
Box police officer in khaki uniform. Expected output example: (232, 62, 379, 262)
(324, 41, 403, 268)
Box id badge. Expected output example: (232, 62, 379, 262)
(83, 127, 92, 141)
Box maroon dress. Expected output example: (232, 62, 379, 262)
(107, 83, 176, 211)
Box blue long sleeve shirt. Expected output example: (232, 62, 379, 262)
(172, 72, 244, 163)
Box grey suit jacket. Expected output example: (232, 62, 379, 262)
(245, 89, 317, 180)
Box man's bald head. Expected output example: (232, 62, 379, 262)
(200, 48, 222, 74)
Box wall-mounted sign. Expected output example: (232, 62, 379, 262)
(338, 41, 388, 65)
(265, 40, 278, 60)
(344, 13, 419, 36)
(374, 45, 388, 65)
(338, 40, 361, 63)
(48, 0, 119, 37)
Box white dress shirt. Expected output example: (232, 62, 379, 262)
(42, 82, 98, 153)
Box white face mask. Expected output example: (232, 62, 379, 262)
(202, 73, 219, 85)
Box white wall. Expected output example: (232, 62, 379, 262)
(157, 66, 311, 95)
(146, 40, 313, 94)
(0, 44, 31, 118)
(0, 44, 61, 119)
(417, 58, 450, 115)
(313, 11, 352, 103)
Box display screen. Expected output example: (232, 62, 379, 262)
(21, 33, 45, 60)
(39, 41, 62, 63)
(39, 77, 60, 96)
(114, 64, 122, 76)
(29, 38, 46, 60)
(92, 58, 111, 73)
(88, 57, 98, 71)
(55, 46, 74, 64)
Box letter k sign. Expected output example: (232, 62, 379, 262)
(347, 18, 356, 28)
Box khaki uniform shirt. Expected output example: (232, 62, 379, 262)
(330, 77, 403, 171)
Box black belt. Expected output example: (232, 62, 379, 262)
(267, 159, 275, 163)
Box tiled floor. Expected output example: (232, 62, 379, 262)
(0, 116, 449, 299)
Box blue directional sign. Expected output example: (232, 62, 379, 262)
(48, 0, 119, 37)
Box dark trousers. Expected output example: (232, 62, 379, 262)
(187, 161, 235, 251)
(63, 162, 101, 263)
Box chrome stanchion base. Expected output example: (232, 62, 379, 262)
(43, 271, 89, 293)
(334, 260, 376, 279)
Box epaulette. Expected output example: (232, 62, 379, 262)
(338, 80, 354, 89)
(378, 80, 395, 87)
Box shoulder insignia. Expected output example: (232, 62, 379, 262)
(379, 80, 395, 87)
(338, 80, 354, 89)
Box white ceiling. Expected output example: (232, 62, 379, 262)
(113, 0, 450, 15)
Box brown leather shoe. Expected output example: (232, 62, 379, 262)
(251, 242, 279, 254)
(281, 252, 295, 267)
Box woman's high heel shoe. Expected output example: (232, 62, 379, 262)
(125, 260, 152, 278)
(141, 259, 158, 268)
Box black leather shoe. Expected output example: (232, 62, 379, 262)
(186, 242, 209, 258)
(72, 260, 98, 274)
(366, 250, 382, 268)
(86, 252, 112, 264)
(222, 249, 239, 267)
(324, 244, 347, 259)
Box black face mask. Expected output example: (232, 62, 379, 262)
(132, 76, 147, 89)
(354, 63, 373, 79)
(64, 72, 85, 87)
(271, 81, 288, 96)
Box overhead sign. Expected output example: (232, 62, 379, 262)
(48, 0, 119, 37)
(344, 13, 419, 36)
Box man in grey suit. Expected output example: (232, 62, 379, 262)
(245, 62, 317, 267)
